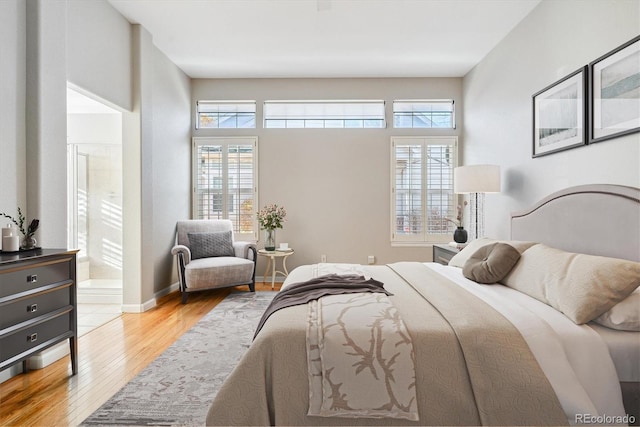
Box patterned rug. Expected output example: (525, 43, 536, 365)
(81, 291, 276, 426)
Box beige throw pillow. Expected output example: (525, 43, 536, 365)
(448, 237, 535, 268)
(462, 243, 521, 284)
(501, 244, 640, 324)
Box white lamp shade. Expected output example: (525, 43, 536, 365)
(454, 165, 501, 194)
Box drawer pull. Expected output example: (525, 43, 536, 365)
(27, 274, 38, 283)
(27, 303, 38, 313)
(27, 333, 38, 342)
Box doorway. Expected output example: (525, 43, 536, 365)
(67, 87, 123, 334)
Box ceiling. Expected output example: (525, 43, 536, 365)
(107, 0, 540, 79)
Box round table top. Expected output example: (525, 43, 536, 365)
(258, 248, 294, 256)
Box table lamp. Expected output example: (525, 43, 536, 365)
(454, 165, 501, 240)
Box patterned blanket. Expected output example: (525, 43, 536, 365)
(306, 293, 418, 420)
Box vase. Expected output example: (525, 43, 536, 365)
(21, 235, 37, 250)
(453, 227, 468, 244)
(264, 228, 276, 251)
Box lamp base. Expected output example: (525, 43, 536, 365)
(470, 192, 485, 240)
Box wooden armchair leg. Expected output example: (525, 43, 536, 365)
(181, 291, 189, 304)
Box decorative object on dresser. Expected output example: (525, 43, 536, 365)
(532, 66, 588, 157)
(454, 165, 501, 240)
(0, 249, 79, 376)
(1, 225, 19, 252)
(1, 208, 40, 251)
(588, 35, 640, 144)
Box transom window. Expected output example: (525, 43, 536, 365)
(196, 101, 256, 129)
(263, 100, 385, 128)
(193, 137, 258, 240)
(391, 136, 458, 244)
(393, 100, 455, 129)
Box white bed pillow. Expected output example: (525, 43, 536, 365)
(594, 288, 640, 331)
(448, 237, 536, 268)
(501, 244, 640, 324)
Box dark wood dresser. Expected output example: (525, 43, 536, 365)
(0, 248, 78, 376)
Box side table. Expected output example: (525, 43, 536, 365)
(258, 249, 294, 290)
(432, 244, 460, 265)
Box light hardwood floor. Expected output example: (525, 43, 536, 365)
(0, 282, 280, 427)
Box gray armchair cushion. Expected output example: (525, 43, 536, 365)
(185, 257, 254, 290)
(188, 231, 235, 259)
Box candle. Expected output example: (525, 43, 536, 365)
(2, 233, 19, 252)
(2, 225, 13, 238)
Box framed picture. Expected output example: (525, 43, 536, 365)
(589, 35, 640, 144)
(532, 67, 587, 158)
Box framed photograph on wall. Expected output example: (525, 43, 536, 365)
(589, 35, 640, 144)
(532, 67, 587, 158)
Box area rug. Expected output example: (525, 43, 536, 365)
(81, 291, 276, 426)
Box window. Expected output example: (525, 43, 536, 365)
(264, 100, 385, 128)
(393, 100, 455, 128)
(196, 101, 256, 129)
(193, 137, 258, 240)
(391, 136, 458, 244)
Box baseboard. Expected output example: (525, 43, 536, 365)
(121, 282, 179, 313)
(0, 364, 23, 384)
(78, 293, 122, 304)
(27, 341, 70, 369)
(257, 275, 286, 283)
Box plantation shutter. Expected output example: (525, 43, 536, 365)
(391, 136, 457, 244)
(193, 137, 258, 240)
(263, 100, 385, 128)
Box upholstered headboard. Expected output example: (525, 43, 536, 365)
(511, 184, 640, 262)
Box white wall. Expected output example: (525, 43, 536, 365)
(192, 78, 462, 270)
(463, 0, 640, 240)
(67, 0, 132, 111)
(0, 0, 26, 218)
(66, 3, 191, 305)
(25, 0, 68, 248)
(151, 47, 191, 293)
(1, 0, 190, 311)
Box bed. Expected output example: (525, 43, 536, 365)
(206, 184, 640, 426)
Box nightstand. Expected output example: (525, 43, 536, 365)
(258, 249, 294, 290)
(432, 244, 460, 265)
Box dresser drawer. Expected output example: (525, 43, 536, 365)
(0, 258, 72, 298)
(0, 311, 73, 362)
(0, 284, 72, 329)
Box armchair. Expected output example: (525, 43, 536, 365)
(171, 219, 257, 303)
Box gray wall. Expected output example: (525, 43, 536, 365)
(1, 0, 190, 309)
(0, 0, 26, 216)
(192, 78, 462, 271)
(67, 0, 132, 111)
(152, 48, 192, 293)
(463, 0, 640, 240)
(67, 4, 191, 304)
